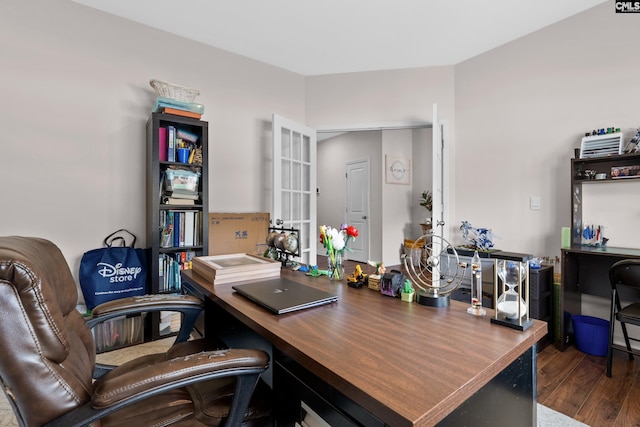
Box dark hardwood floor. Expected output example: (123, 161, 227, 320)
(537, 343, 640, 427)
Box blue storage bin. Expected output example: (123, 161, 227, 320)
(572, 315, 610, 357)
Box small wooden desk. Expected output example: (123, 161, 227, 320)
(182, 267, 547, 426)
(559, 245, 640, 350)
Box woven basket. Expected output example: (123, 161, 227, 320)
(150, 79, 200, 102)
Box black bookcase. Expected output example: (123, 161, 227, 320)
(146, 112, 209, 340)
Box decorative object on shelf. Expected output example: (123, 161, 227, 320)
(582, 224, 606, 247)
(266, 226, 300, 266)
(611, 164, 640, 179)
(459, 221, 496, 251)
(150, 79, 200, 103)
(319, 224, 359, 281)
(623, 128, 640, 153)
(467, 250, 487, 316)
(401, 280, 415, 302)
(579, 132, 623, 159)
(491, 257, 533, 331)
(402, 231, 466, 307)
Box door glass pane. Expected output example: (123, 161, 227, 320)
(292, 132, 301, 161)
(303, 193, 309, 221)
(303, 135, 310, 163)
(303, 164, 310, 192)
(281, 160, 291, 190)
(292, 162, 301, 191)
(280, 128, 291, 158)
(292, 192, 301, 221)
(281, 191, 290, 221)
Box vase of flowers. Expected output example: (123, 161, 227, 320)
(319, 224, 359, 281)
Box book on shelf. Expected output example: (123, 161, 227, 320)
(184, 211, 195, 247)
(160, 210, 202, 249)
(162, 196, 195, 205)
(158, 251, 196, 292)
(167, 125, 176, 162)
(169, 189, 199, 200)
(159, 127, 168, 162)
(162, 107, 202, 120)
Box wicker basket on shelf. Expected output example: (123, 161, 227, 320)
(150, 79, 200, 103)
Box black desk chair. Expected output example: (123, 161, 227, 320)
(606, 259, 640, 377)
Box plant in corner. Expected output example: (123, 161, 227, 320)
(419, 190, 432, 215)
(419, 190, 433, 235)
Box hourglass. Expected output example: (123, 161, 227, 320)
(490, 256, 533, 331)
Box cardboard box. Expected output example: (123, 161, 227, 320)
(208, 213, 270, 256)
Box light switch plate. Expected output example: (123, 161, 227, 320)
(530, 196, 541, 210)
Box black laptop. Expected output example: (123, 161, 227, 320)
(232, 278, 338, 314)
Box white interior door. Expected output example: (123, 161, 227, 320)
(272, 114, 317, 266)
(345, 159, 370, 262)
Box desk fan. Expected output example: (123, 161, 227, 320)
(402, 233, 467, 307)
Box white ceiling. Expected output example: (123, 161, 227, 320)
(73, 0, 607, 76)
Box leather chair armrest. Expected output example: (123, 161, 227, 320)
(92, 348, 269, 407)
(87, 294, 203, 344)
(44, 348, 269, 427)
(87, 294, 206, 378)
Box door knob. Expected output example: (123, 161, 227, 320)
(362, 216, 367, 220)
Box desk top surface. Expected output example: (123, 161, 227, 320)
(563, 245, 640, 258)
(183, 267, 547, 427)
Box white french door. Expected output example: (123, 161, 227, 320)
(272, 114, 317, 266)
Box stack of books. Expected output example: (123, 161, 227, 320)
(153, 96, 204, 119)
(192, 254, 281, 285)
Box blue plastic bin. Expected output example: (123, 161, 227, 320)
(572, 315, 610, 357)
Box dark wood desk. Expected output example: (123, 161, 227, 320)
(182, 267, 547, 426)
(559, 245, 640, 350)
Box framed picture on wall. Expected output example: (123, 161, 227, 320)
(385, 155, 411, 185)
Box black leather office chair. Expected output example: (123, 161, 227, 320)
(0, 236, 272, 426)
(606, 259, 640, 377)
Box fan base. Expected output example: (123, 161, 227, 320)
(416, 290, 450, 307)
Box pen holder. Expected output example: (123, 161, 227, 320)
(582, 224, 605, 247)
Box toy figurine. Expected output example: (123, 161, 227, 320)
(347, 264, 367, 288)
(460, 221, 496, 251)
(367, 260, 385, 275)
